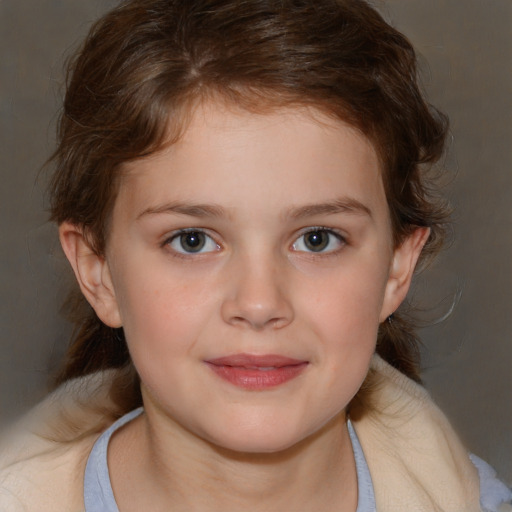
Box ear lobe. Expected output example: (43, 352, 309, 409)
(380, 227, 430, 322)
(59, 222, 122, 328)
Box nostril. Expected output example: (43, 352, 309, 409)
(231, 315, 267, 330)
(228, 314, 290, 331)
(268, 317, 287, 329)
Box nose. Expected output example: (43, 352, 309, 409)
(220, 253, 294, 330)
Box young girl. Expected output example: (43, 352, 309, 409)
(0, 0, 510, 511)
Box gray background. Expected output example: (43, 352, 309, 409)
(1, 0, 510, 483)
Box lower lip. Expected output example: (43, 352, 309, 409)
(206, 363, 308, 390)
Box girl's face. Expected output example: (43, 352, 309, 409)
(70, 100, 425, 453)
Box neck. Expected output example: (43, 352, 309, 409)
(110, 408, 357, 512)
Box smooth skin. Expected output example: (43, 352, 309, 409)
(60, 100, 428, 511)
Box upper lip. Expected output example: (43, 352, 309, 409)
(205, 353, 308, 368)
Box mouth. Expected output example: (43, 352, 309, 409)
(204, 354, 309, 390)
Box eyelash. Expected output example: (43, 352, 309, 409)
(163, 228, 220, 257)
(291, 227, 347, 255)
(162, 227, 347, 258)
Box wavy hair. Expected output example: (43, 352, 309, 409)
(49, 0, 449, 413)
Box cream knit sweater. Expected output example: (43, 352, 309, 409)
(0, 356, 488, 511)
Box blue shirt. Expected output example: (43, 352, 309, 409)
(84, 409, 511, 512)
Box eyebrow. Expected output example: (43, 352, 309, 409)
(137, 202, 227, 220)
(137, 197, 372, 221)
(286, 198, 372, 220)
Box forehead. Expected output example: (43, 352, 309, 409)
(117, 101, 388, 223)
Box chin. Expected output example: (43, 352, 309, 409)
(202, 417, 318, 456)
(213, 432, 303, 455)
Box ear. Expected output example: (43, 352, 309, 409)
(379, 227, 430, 322)
(59, 222, 122, 328)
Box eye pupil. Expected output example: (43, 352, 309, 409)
(180, 232, 205, 252)
(305, 231, 328, 252)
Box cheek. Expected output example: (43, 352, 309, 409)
(295, 255, 389, 391)
(111, 261, 220, 358)
(300, 258, 389, 334)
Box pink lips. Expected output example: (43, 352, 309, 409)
(205, 354, 308, 390)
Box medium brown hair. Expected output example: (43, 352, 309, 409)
(50, 0, 449, 408)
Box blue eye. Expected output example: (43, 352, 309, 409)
(168, 230, 219, 254)
(292, 229, 345, 253)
